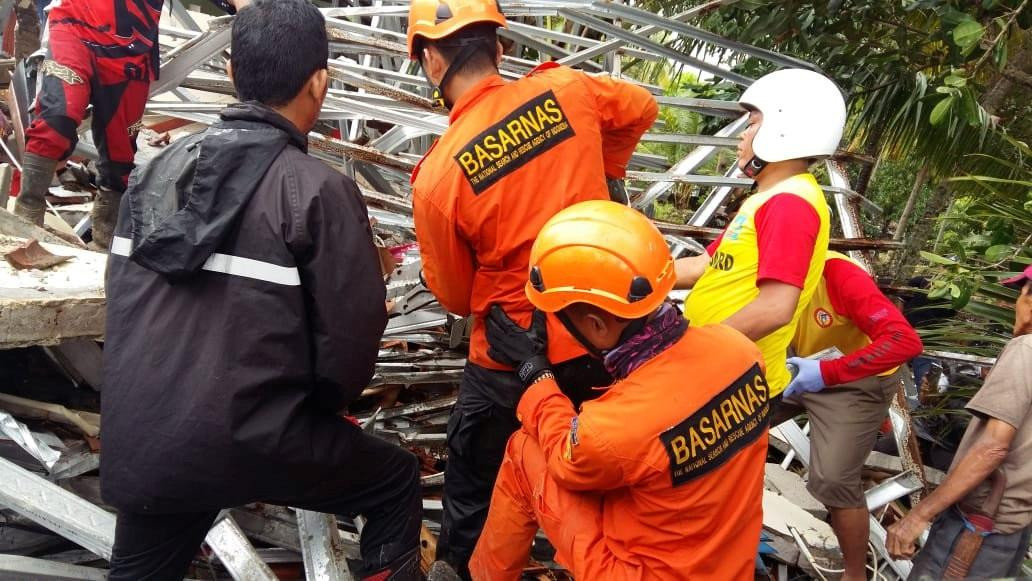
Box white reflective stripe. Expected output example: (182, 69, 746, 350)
(202, 252, 300, 286)
(110, 236, 132, 257)
(108, 235, 300, 286)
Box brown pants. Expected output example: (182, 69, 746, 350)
(773, 369, 902, 508)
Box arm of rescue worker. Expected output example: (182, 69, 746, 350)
(582, 74, 658, 178)
(722, 195, 819, 341)
(517, 378, 629, 491)
(723, 281, 801, 340)
(819, 259, 924, 385)
(412, 187, 475, 316)
(290, 174, 388, 412)
(886, 337, 1032, 559)
(674, 253, 710, 290)
(673, 235, 720, 290)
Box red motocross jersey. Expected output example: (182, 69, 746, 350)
(48, 1, 235, 79)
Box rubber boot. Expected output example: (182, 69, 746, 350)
(87, 187, 122, 252)
(12, 152, 58, 226)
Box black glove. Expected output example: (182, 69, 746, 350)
(485, 304, 553, 387)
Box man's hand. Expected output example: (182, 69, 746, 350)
(485, 305, 552, 387)
(886, 511, 931, 560)
(783, 356, 826, 398)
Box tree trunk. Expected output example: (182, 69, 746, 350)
(893, 163, 930, 241)
(892, 181, 951, 284)
(853, 123, 886, 195)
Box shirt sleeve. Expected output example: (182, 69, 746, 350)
(412, 184, 475, 316)
(580, 73, 658, 179)
(516, 377, 626, 491)
(706, 232, 724, 256)
(818, 258, 925, 386)
(965, 337, 1032, 429)
(290, 174, 387, 411)
(755, 193, 820, 289)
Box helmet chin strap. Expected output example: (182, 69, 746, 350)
(557, 310, 649, 360)
(425, 41, 486, 109)
(742, 155, 767, 178)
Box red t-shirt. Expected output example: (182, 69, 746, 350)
(707, 193, 820, 289)
(817, 258, 924, 385)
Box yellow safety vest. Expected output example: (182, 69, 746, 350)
(684, 173, 830, 396)
(792, 252, 898, 376)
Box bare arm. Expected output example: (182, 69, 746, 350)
(673, 253, 710, 290)
(722, 280, 800, 341)
(1014, 283, 1031, 337)
(886, 418, 1016, 559)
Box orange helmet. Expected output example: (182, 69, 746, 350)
(526, 201, 676, 320)
(406, 0, 508, 59)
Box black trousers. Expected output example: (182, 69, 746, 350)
(435, 358, 610, 578)
(108, 431, 422, 581)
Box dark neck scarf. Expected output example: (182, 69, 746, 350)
(603, 302, 687, 380)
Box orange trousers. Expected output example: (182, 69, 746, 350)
(468, 430, 643, 581)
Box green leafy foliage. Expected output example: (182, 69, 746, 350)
(918, 140, 1031, 352)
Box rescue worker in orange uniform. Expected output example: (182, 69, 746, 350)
(469, 201, 770, 580)
(673, 68, 846, 399)
(777, 251, 923, 581)
(406, 0, 657, 574)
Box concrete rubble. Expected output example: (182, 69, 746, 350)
(0, 1, 963, 580)
(764, 463, 827, 521)
(0, 233, 106, 350)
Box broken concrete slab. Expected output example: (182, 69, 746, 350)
(0, 235, 105, 349)
(762, 489, 842, 576)
(764, 463, 828, 520)
(0, 208, 81, 249)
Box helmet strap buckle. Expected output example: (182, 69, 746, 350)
(742, 155, 767, 178)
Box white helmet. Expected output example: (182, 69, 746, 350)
(739, 69, 847, 166)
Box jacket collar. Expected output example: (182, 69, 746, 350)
(219, 101, 309, 153)
(449, 74, 506, 123)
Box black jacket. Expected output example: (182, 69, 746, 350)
(100, 103, 387, 513)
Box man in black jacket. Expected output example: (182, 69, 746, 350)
(100, 2, 421, 579)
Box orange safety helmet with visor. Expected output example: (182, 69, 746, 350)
(406, 0, 508, 108)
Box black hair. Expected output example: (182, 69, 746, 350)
(419, 23, 499, 78)
(230, 0, 328, 107)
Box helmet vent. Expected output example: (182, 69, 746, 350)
(435, 2, 453, 23)
(627, 276, 653, 303)
(530, 266, 545, 291)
